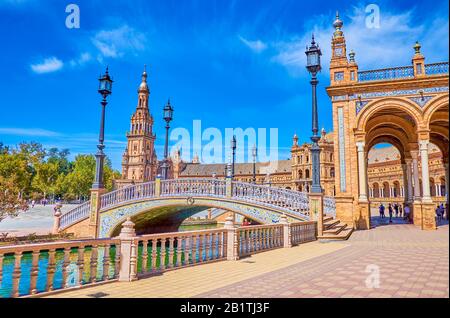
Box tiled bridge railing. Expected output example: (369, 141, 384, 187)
(60, 178, 325, 231)
(0, 216, 317, 298)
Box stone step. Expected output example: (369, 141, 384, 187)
(323, 223, 347, 235)
(323, 219, 340, 229)
(318, 227, 354, 241)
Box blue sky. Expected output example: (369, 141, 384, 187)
(0, 0, 448, 170)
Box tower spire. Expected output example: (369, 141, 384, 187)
(333, 11, 344, 38)
(139, 64, 149, 93)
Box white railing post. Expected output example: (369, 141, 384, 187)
(52, 204, 62, 235)
(280, 214, 292, 248)
(224, 214, 239, 260)
(118, 217, 138, 282)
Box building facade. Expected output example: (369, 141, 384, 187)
(326, 13, 449, 230)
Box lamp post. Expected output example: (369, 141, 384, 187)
(92, 67, 113, 189)
(252, 144, 257, 183)
(305, 34, 322, 194)
(161, 99, 174, 180)
(231, 135, 237, 178)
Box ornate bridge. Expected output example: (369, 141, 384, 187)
(58, 178, 336, 238)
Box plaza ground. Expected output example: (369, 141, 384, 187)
(46, 219, 449, 298)
(0, 204, 75, 237)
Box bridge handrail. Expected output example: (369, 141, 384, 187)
(61, 178, 323, 230)
(232, 181, 310, 219)
(59, 201, 91, 229)
(160, 178, 227, 197)
(100, 182, 156, 210)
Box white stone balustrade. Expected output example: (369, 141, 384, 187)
(0, 216, 318, 298)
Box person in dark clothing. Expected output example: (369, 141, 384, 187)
(388, 203, 393, 223)
(379, 204, 385, 218)
(394, 203, 399, 218)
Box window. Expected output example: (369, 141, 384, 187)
(416, 63, 423, 74)
(350, 71, 355, 81)
(334, 72, 344, 81)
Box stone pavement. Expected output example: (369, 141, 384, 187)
(45, 222, 449, 298)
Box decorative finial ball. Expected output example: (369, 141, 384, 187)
(333, 11, 343, 29)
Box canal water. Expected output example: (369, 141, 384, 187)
(0, 223, 223, 298)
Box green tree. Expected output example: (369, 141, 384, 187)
(0, 176, 28, 222)
(63, 155, 96, 200)
(32, 161, 60, 199)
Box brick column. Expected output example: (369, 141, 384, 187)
(405, 159, 414, 203)
(411, 150, 421, 202)
(280, 214, 292, 248)
(419, 140, 432, 203)
(155, 176, 161, 197)
(356, 141, 368, 201)
(52, 205, 62, 235)
(118, 217, 138, 282)
(309, 192, 324, 236)
(445, 163, 449, 198)
(88, 188, 106, 238)
(224, 214, 239, 260)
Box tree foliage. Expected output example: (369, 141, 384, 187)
(0, 142, 121, 220)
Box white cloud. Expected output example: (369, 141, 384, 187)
(92, 25, 147, 59)
(271, 5, 449, 76)
(239, 35, 268, 53)
(30, 57, 63, 74)
(0, 128, 61, 137)
(69, 52, 92, 67)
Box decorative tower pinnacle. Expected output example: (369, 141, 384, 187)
(414, 41, 422, 55)
(119, 67, 157, 186)
(333, 11, 344, 38)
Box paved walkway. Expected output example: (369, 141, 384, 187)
(0, 204, 76, 237)
(46, 222, 449, 298)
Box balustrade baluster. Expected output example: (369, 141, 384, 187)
(114, 243, 120, 278)
(89, 246, 98, 283)
(176, 236, 183, 266)
(130, 241, 138, 281)
(11, 252, 22, 297)
(168, 237, 175, 268)
(102, 245, 110, 280)
(160, 238, 167, 270)
(46, 249, 56, 292)
(77, 246, 85, 285)
(184, 236, 191, 265)
(192, 236, 198, 264)
(205, 233, 211, 261)
(29, 250, 40, 295)
(198, 234, 204, 262)
(0, 253, 3, 290)
(151, 239, 157, 271)
(141, 240, 148, 273)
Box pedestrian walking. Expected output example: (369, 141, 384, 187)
(388, 203, 393, 223)
(404, 204, 410, 222)
(394, 203, 399, 218)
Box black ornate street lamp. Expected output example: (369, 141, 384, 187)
(305, 34, 322, 193)
(252, 144, 257, 183)
(161, 99, 174, 180)
(92, 66, 113, 189)
(231, 135, 237, 178)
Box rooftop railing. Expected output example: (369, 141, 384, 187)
(357, 62, 448, 82)
(358, 66, 414, 82)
